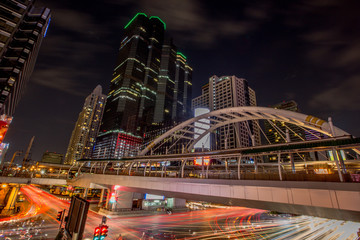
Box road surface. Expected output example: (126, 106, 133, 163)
(0, 185, 359, 239)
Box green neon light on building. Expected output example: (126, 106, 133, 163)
(149, 16, 166, 29)
(177, 52, 187, 59)
(124, 13, 147, 29)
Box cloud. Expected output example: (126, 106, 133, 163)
(50, 9, 95, 34)
(309, 75, 360, 111)
(33, 33, 112, 96)
(31, 67, 89, 96)
(135, 0, 271, 48)
(303, 30, 360, 70)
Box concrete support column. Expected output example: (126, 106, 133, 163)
(57, 168, 62, 178)
(237, 155, 242, 180)
(161, 164, 165, 178)
(166, 198, 186, 209)
(181, 159, 186, 178)
(206, 160, 210, 179)
(254, 157, 258, 174)
(3, 186, 20, 211)
(289, 154, 295, 174)
(201, 158, 205, 178)
(338, 150, 347, 174)
(148, 162, 152, 176)
(286, 129, 295, 173)
(251, 134, 258, 174)
(105, 189, 110, 209)
(112, 190, 134, 210)
(332, 148, 344, 182)
(278, 152, 283, 181)
(98, 189, 105, 207)
(83, 188, 88, 199)
(328, 117, 346, 180)
(129, 162, 135, 176)
(173, 198, 186, 208)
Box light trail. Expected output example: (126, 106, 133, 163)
(1, 185, 359, 239)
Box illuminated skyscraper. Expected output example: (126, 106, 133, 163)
(0, 1, 51, 116)
(264, 100, 304, 144)
(93, 13, 192, 159)
(192, 75, 260, 150)
(264, 100, 310, 161)
(64, 85, 106, 164)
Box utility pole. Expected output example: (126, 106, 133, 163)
(22, 136, 35, 167)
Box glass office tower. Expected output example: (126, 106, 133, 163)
(93, 13, 192, 159)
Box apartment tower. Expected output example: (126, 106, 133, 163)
(65, 85, 106, 164)
(192, 75, 260, 150)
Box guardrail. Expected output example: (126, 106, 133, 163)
(69, 160, 360, 183)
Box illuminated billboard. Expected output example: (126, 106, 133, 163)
(194, 156, 210, 166)
(0, 115, 12, 144)
(0, 142, 9, 164)
(144, 194, 165, 200)
(194, 108, 210, 149)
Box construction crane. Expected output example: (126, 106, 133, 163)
(22, 136, 35, 166)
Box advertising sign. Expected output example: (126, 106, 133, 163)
(0, 115, 12, 144)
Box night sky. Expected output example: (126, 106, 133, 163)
(4, 0, 360, 163)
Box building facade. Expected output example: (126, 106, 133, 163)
(41, 152, 63, 164)
(264, 100, 311, 161)
(93, 13, 192, 159)
(192, 75, 260, 150)
(264, 100, 305, 144)
(0, 1, 51, 117)
(64, 85, 106, 164)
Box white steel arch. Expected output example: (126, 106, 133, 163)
(140, 106, 349, 156)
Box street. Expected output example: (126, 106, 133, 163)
(0, 185, 359, 239)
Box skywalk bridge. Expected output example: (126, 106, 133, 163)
(65, 106, 360, 221)
(3, 106, 360, 221)
(65, 135, 360, 221)
(72, 136, 360, 182)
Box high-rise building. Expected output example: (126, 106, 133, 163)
(264, 100, 305, 144)
(93, 13, 192, 159)
(192, 75, 260, 150)
(0, 1, 51, 117)
(41, 152, 63, 164)
(264, 100, 311, 161)
(64, 85, 106, 164)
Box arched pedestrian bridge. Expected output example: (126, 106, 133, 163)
(67, 106, 360, 221)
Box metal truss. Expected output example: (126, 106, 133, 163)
(139, 106, 349, 156)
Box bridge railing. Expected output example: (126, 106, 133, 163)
(70, 159, 360, 183)
(0, 170, 68, 179)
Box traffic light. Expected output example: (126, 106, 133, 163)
(109, 193, 116, 203)
(93, 226, 101, 240)
(56, 211, 63, 221)
(100, 225, 108, 239)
